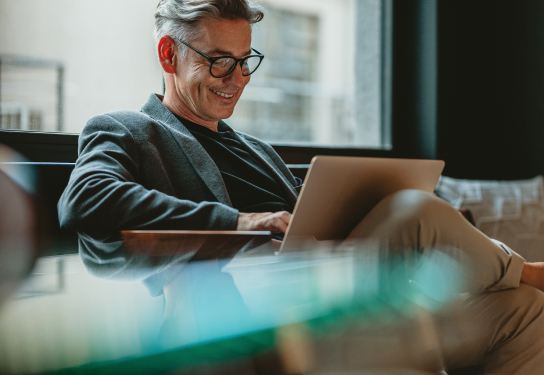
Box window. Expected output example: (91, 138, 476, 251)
(0, 0, 386, 148)
(0, 55, 63, 132)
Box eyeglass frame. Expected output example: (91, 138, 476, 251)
(173, 38, 265, 78)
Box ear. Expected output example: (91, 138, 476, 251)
(158, 36, 177, 74)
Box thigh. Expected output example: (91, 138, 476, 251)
(344, 189, 525, 293)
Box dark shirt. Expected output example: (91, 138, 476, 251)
(177, 116, 295, 215)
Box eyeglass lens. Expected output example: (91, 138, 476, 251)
(211, 56, 261, 77)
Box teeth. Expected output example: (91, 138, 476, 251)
(211, 89, 234, 99)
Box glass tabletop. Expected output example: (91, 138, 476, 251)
(0, 235, 465, 375)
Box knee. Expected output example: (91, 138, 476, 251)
(383, 189, 455, 225)
(347, 189, 460, 241)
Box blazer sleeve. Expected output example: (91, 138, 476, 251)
(58, 114, 239, 238)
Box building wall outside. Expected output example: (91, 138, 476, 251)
(0, 0, 381, 147)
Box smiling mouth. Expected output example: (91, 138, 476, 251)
(210, 89, 234, 99)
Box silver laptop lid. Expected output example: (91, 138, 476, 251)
(280, 156, 445, 252)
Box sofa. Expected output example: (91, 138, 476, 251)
(436, 175, 544, 263)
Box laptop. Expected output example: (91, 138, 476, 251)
(279, 156, 445, 253)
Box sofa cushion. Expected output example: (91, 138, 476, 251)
(436, 175, 544, 262)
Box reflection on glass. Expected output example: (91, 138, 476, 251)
(0, 232, 466, 375)
(0, 146, 39, 305)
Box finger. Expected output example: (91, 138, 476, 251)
(281, 212, 292, 224)
(274, 215, 290, 233)
(246, 212, 292, 233)
(271, 211, 291, 223)
(275, 219, 288, 233)
(259, 215, 284, 233)
(278, 212, 292, 232)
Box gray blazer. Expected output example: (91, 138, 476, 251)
(58, 93, 299, 238)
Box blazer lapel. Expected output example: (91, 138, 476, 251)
(140, 94, 232, 206)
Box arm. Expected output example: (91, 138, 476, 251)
(58, 114, 239, 238)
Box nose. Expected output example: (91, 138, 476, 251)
(222, 62, 246, 87)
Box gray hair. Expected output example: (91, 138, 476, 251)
(154, 0, 265, 58)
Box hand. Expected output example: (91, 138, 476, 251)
(236, 211, 292, 233)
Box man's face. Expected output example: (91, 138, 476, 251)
(173, 18, 252, 123)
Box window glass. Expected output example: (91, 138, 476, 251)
(0, 0, 383, 148)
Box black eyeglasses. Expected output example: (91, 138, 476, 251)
(174, 38, 264, 78)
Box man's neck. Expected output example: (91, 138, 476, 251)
(162, 94, 218, 132)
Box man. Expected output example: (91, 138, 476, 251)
(59, 0, 544, 373)
(59, 1, 294, 240)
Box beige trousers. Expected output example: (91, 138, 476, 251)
(326, 189, 544, 375)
